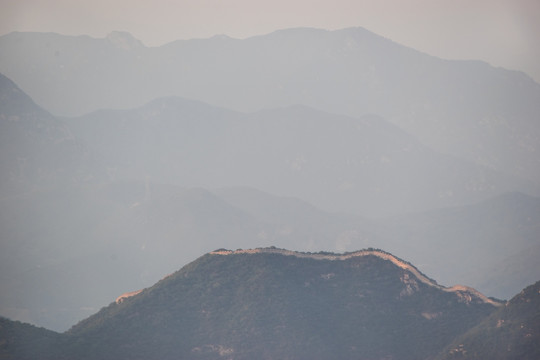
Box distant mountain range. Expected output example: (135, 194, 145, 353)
(0, 248, 508, 360)
(1, 27, 540, 184)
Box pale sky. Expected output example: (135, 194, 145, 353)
(1, 0, 539, 82)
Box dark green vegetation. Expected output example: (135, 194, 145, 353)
(0, 317, 63, 360)
(2, 249, 500, 360)
(436, 280, 540, 360)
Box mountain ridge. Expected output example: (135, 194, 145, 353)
(114, 247, 502, 309)
(211, 247, 503, 306)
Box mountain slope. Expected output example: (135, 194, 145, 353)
(61, 248, 500, 360)
(0, 73, 97, 196)
(436, 280, 540, 360)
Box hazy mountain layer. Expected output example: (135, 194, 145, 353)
(66, 96, 537, 217)
(1, 28, 540, 183)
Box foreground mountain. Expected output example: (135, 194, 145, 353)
(435, 280, 540, 360)
(4, 258, 539, 360)
(56, 248, 500, 360)
(1, 28, 540, 183)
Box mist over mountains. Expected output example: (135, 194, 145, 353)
(0, 25, 539, 357)
(1, 27, 540, 183)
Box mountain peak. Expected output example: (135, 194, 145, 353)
(210, 34, 233, 40)
(106, 31, 144, 50)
